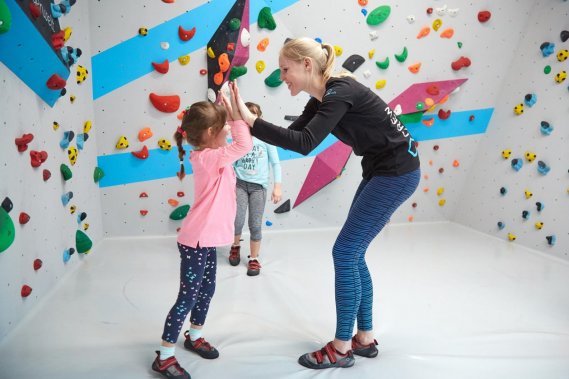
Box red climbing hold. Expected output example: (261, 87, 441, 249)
(178, 26, 196, 42)
(478, 10, 491, 23)
(33, 259, 43, 271)
(15, 133, 34, 152)
(426, 85, 439, 96)
(21, 285, 32, 298)
(51, 30, 65, 49)
(140, 209, 149, 216)
(46, 74, 66, 90)
(132, 145, 149, 159)
(29, 3, 41, 18)
(149, 93, 180, 113)
(43, 169, 51, 181)
(177, 191, 185, 197)
(152, 60, 170, 74)
(19, 212, 30, 225)
(139, 192, 148, 198)
(30, 150, 48, 168)
(438, 109, 451, 120)
(162, 0, 175, 3)
(451, 56, 471, 71)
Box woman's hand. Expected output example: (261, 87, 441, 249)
(230, 81, 257, 127)
(271, 183, 282, 204)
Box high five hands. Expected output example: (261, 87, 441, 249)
(220, 81, 257, 127)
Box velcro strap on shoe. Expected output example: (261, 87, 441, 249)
(323, 343, 338, 364)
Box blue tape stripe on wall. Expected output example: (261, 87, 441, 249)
(0, 0, 70, 107)
(405, 108, 493, 141)
(91, 0, 300, 100)
(97, 108, 493, 187)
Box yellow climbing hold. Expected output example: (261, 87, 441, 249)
(83, 120, 92, 133)
(535, 222, 544, 230)
(178, 55, 190, 65)
(116, 136, 129, 149)
(207, 46, 215, 58)
(334, 45, 343, 56)
(424, 97, 434, 107)
(158, 138, 172, 151)
(436, 187, 444, 196)
(53, 121, 60, 131)
(438, 199, 446, 206)
(368, 49, 375, 59)
(502, 149, 512, 159)
(507, 233, 516, 241)
(432, 18, 442, 31)
(375, 80, 386, 89)
(524, 190, 533, 199)
(255, 60, 266, 73)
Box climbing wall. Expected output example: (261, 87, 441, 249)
(0, 0, 102, 339)
(454, 0, 569, 260)
(89, 0, 536, 239)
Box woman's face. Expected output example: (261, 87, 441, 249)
(279, 56, 308, 96)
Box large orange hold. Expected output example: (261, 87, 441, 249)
(218, 53, 230, 73)
(257, 38, 269, 52)
(213, 71, 224, 86)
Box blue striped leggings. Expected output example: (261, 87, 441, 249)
(161, 243, 217, 343)
(333, 169, 420, 341)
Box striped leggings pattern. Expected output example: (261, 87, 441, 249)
(333, 169, 420, 341)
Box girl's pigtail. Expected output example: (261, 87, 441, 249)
(175, 126, 186, 180)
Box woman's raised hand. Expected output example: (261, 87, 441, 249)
(220, 83, 242, 121)
(230, 81, 257, 127)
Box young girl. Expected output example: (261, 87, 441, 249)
(231, 37, 420, 369)
(151, 86, 252, 379)
(229, 102, 282, 276)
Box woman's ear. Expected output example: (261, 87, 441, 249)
(304, 57, 312, 71)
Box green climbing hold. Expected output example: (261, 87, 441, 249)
(229, 65, 247, 81)
(0, 204, 15, 253)
(457, 42, 463, 48)
(366, 5, 391, 26)
(264, 69, 283, 87)
(399, 111, 423, 125)
(394, 47, 408, 63)
(544, 65, 551, 74)
(170, 204, 190, 220)
(76, 230, 93, 254)
(375, 57, 390, 70)
(415, 102, 425, 111)
(60, 164, 72, 181)
(0, 0, 12, 34)
(229, 18, 241, 31)
(93, 167, 104, 183)
(258, 7, 276, 30)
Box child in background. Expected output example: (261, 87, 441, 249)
(229, 102, 282, 276)
(152, 85, 252, 379)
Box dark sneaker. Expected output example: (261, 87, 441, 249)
(151, 351, 191, 379)
(247, 258, 261, 276)
(183, 331, 219, 359)
(229, 245, 240, 266)
(351, 336, 379, 358)
(298, 342, 355, 369)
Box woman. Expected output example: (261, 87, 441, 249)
(232, 37, 420, 369)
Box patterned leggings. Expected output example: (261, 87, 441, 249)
(333, 169, 420, 341)
(161, 243, 217, 343)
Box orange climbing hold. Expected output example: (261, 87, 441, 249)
(452, 160, 460, 167)
(408, 62, 421, 73)
(417, 26, 430, 39)
(440, 28, 454, 38)
(168, 198, 179, 206)
(213, 71, 224, 86)
(218, 53, 230, 72)
(257, 37, 269, 52)
(138, 127, 153, 142)
(422, 118, 434, 127)
(178, 26, 196, 41)
(358, 0, 368, 6)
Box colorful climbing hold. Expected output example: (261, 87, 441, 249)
(93, 167, 104, 183)
(524, 93, 537, 107)
(440, 28, 454, 39)
(21, 285, 32, 298)
(375, 57, 390, 70)
(497, 221, 505, 230)
(178, 55, 190, 65)
(546, 235, 556, 246)
(132, 145, 149, 160)
(67, 146, 78, 165)
(229, 18, 241, 31)
(333, 45, 343, 56)
(408, 62, 421, 74)
(525, 151, 537, 162)
(557, 49, 568, 62)
(375, 80, 386, 89)
(29, 150, 48, 168)
(46, 74, 66, 90)
(544, 65, 551, 74)
(15, 133, 34, 153)
(540, 121, 553, 136)
(116, 136, 129, 149)
(451, 56, 471, 71)
(394, 47, 408, 63)
(513, 103, 524, 115)
(507, 233, 516, 241)
(255, 60, 266, 73)
(536, 202, 544, 212)
(178, 25, 196, 42)
(524, 190, 533, 199)
(170, 204, 190, 220)
(537, 160, 550, 175)
(366, 5, 391, 26)
(477, 10, 491, 23)
(511, 158, 523, 171)
(138, 27, 148, 36)
(60, 163, 73, 181)
(61, 191, 73, 206)
(152, 60, 169, 74)
(258, 7, 276, 30)
(33, 258, 42, 271)
(149, 93, 180, 113)
(432, 19, 442, 31)
(554, 70, 567, 83)
(438, 109, 451, 120)
(540, 42, 555, 57)
(257, 37, 269, 52)
(417, 26, 430, 39)
(264, 69, 283, 87)
(76, 230, 92, 254)
(158, 139, 172, 151)
(229, 66, 247, 81)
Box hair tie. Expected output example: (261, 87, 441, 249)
(177, 126, 187, 137)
